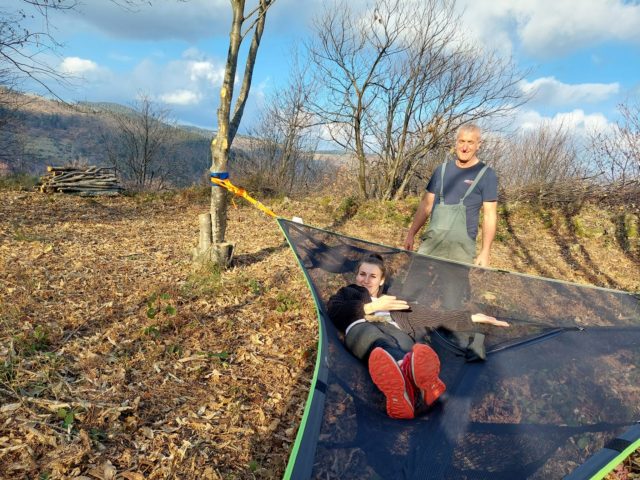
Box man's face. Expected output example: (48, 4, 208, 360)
(455, 130, 481, 164)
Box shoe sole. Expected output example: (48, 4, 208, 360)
(411, 344, 446, 406)
(369, 348, 414, 419)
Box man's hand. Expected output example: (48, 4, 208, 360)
(471, 313, 509, 327)
(474, 251, 490, 267)
(403, 234, 415, 251)
(364, 295, 410, 314)
(404, 192, 434, 251)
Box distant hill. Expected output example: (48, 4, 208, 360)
(0, 91, 348, 187)
(177, 124, 217, 139)
(75, 101, 141, 117)
(0, 93, 216, 186)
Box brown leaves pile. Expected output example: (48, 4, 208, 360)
(0, 191, 324, 479)
(0, 190, 637, 479)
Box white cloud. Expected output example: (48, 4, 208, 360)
(59, 57, 99, 74)
(553, 109, 611, 133)
(181, 47, 203, 61)
(520, 77, 619, 106)
(457, 0, 640, 58)
(120, 49, 225, 100)
(253, 77, 271, 108)
(160, 89, 201, 106)
(318, 121, 352, 146)
(516, 108, 612, 136)
(454, 0, 519, 56)
(63, 48, 228, 126)
(42, 0, 640, 58)
(189, 61, 225, 86)
(27, 46, 229, 128)
(516, 0, 640, 57)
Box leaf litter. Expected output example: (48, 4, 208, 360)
(0, 190, 637, 479)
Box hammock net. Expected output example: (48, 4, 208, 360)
(278, 219, 640, 480)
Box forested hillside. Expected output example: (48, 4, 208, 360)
(0, 92, 213, 186)
(0, 91, 343, 192)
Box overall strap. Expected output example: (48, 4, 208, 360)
(438, 162, 447, 203)
(460, 165, 489, 203)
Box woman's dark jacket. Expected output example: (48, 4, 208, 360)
(327, 284, 475, 337)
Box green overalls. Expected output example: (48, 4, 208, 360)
(417, 162, 489, 264)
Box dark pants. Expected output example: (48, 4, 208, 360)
(345, 321, 415, 363)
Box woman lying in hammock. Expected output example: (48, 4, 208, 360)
(327, 253, 509, 419)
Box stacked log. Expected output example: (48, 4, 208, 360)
(40, 166, 124, 196)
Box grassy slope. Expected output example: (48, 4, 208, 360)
(0, 188, 638, 479)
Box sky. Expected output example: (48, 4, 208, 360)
(7, 0, 640, 137)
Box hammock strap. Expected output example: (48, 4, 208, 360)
(210, 173, 277, 218)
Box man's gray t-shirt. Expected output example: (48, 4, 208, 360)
(426, 160, 498, 239)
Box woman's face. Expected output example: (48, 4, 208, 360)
(356, 262, 384, 297)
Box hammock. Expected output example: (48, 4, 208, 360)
(278, 218, 640, 480)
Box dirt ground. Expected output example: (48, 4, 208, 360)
(0, 189, 638, 479)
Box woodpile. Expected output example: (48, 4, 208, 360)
(40, 166, 124, 196)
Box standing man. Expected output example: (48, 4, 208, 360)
(404, 123, 498, 266)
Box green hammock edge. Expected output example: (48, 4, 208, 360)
(591, 438, 640, 480)
(278, 219, 325, 480)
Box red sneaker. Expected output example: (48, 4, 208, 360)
(368, 347, 415, 419)
(411, 344, 446, 406)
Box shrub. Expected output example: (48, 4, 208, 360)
(0, 173, 39, 191)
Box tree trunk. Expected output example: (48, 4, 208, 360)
(354, 114, 368, 198)
(195, 0, 272, 267)
(202, 0, 243, 267)
(209, 138, 234, 265)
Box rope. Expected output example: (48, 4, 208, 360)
(210, 175, 278, 218)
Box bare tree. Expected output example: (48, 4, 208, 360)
(308, 0, 527, 199)
(0, 1, 74, 161)
(103, 94, 177, 191)
(491, 122, 585, 194)
(589, 100, 640, 184)
(238, 54, 323, 195)
(196, 0, 275, 266)
(0, 1, 79, 98)
(0, 0, 159, 171)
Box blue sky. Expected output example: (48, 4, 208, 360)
(9, 0, 640, 136)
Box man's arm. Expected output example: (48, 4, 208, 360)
(403, 191, 435, 251)
(475, 201, 497, 267)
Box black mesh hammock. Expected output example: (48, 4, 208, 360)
(277, 219, 640, 480)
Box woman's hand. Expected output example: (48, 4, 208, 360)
(471, 313, 510, 327)
(364, 295, 409, 314)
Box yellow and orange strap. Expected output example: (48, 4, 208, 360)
(210, 172, 277, 218)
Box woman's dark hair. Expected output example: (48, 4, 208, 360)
(356, 253, 387, 282)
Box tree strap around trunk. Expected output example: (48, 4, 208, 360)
(209, 173, 278, 218)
